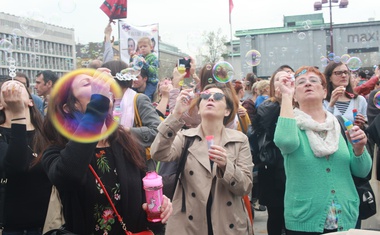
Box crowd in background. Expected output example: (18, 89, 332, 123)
(0, 22, 380, 235)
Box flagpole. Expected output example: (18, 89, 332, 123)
(229, 0, 234, 66)
(230, 18, 234, 65)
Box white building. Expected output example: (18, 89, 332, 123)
(0, 12, 76, 86)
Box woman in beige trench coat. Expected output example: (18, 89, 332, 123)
(151, 83, 253, 235)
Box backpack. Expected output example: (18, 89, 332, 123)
(156, 136, 195, 200)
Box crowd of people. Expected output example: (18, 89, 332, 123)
(0, 22, 380, 235)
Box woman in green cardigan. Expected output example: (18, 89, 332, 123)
(274, 66, 372, 234)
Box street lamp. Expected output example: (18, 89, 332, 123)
(314, 0, 349, 53)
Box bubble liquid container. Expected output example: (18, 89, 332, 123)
(142, 171, 163, 222)
(343, 117, 359, 144)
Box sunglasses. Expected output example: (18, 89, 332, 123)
(200, 92, 225, 101)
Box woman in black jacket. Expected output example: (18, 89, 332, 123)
(0, 79, 50, 235)
(251, 66, 293, 235)
(41, 68, 172, 234)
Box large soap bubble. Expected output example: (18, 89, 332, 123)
(245, 50, 261, 66)
(132, 55, 144, 70)
(346, 57, 362, 71)
(48, 68, 122, 143)
(19, 9, 47, 38)
(212, 61, 235, 83)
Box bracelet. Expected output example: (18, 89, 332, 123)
(11, 117, 26, 121)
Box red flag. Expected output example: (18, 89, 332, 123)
(229, 0, 234, 24)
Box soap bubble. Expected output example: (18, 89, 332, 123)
(327, 52, 335, 61)
(333, 56, 341, 63)
(374, 91, 380, 109)
(212, 61, 235, 83)
(132, 55, 144, 70)
(58, 0, 77, 13)
(0, 39, 13, 53)
(341, 54, 351, 64)
(298, 32, 306, 40)
(346, 57, 362, 71)
(11, 28, 22, 39)
(245, 50, 261, 66)
(48, 68, 122, 143)
(320, 57, 329, 67)
(19, 9, 47, 38)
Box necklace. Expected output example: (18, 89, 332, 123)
(28, 145, 37, 158)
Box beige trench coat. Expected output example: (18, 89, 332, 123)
(151, 114, 254, 235)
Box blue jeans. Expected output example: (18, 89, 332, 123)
(3, 228, 42, 235)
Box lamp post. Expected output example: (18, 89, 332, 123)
(314, 0, 349, 53)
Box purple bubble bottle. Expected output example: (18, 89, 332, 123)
(142, 171, 163, 222)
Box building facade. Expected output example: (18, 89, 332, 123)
(0, 12, 76, 87)
(228, 13, 380, 78)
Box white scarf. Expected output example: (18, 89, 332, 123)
(294, 108, 340, 157)
(120, 88, 137, 128)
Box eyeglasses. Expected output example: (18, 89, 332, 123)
(200, 92, 225, 101)
(295, 77, 322, 86)
(333, 70, 349, 76)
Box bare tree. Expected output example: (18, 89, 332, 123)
(199, 28, 228, 64)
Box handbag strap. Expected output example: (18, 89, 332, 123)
(237, 114, 246, 134)
(88, 165, 129, 235)
(177, 136, 195, 212)
(133, 94, 142, 127)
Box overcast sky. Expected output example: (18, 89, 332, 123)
(2, 0, 380, 54)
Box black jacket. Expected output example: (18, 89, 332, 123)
(42, 95, 162, 234)
(252, 100, 286, 207)
(0, 125, 51, 230)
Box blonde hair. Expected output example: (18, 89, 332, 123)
(255, 80, 270, 95)
(137, 36, 152, 47)
(251, 82, 258, 95)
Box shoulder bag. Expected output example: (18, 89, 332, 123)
(336, 115, 377, 220)
(361, 144, 380, 230)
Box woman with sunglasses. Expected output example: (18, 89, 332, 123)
(323, 61, 367, 129)
(169, 62, 241, 130)
(151, 83, 253, 235)
(274, 66, 371, 234)
(0, 79, 50, 235)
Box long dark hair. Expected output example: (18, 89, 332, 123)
(324, 61, 357, 101)
(39, 73, 146, 170)
(268, 65, 294, 102)
(101, 60, 133, 90)
(0, 79, 45, 166)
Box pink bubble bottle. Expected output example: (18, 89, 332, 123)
(142, 171, 163, 222)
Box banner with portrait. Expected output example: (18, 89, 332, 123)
(118, 20, 159, 64)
